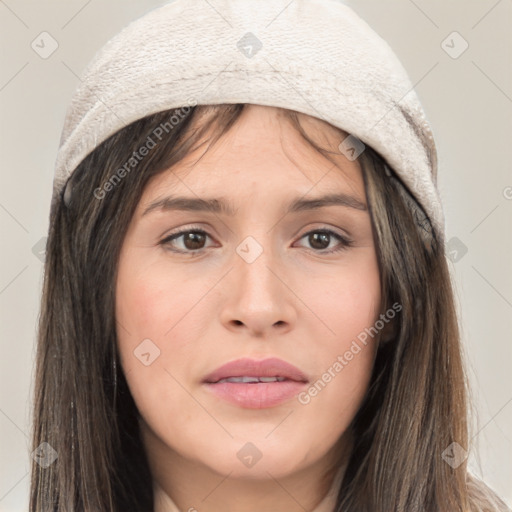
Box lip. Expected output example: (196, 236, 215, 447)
(202, 357, 309, 409)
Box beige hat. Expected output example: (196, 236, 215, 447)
(53, 0, 444, 241)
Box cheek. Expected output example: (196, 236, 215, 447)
(293, 252, 380, 421)
(116, 255, 206, 341)
(301, 250, 381, 342)
(115, 257, 208, 410)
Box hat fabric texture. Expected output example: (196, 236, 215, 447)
(53, 0, 444, 242)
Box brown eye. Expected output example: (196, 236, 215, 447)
(297, 229, 353, 254)
(160, 229, 213, 253)
(308, 232, 330, 250)
(181, 232, 206, 250)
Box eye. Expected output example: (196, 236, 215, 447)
(160, 227, 215, 254)
(295, 229, 353, 254)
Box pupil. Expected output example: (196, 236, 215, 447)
(184, 232, 205, 250)
(310, 232, 329, 249)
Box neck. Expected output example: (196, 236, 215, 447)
(150, 433, 351, 512)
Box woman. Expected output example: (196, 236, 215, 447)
(30, 0, 510, 510)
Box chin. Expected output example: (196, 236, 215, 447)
(190, 433, 325, 480)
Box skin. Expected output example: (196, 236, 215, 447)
(115, 105, 387, 512)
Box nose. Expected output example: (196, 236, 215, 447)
(219, 242, 297, 337)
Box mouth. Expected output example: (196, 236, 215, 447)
(202, 356, 308, 384)
(202, 357, 309, 409)
(212, 376, 288, 384)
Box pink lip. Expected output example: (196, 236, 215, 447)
(202, 357, 309, 409)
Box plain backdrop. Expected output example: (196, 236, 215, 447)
(1, 0, 511, 510)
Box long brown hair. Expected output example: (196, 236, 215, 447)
(30, 104, 509, 511)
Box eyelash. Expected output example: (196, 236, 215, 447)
(159, 225, 353, 256)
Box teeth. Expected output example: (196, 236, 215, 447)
(216, 376, 287, 384)
(228, 376, 259, 383)
(259, 376, 285, 382)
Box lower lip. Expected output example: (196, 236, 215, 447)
(203, 380, 308, 409)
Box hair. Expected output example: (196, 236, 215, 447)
(30, 103, 510, 512)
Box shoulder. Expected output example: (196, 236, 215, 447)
(466, 473, 511, 512)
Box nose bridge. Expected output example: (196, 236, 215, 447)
(234, 233, 280, 301)
(220, 232, 296, 334)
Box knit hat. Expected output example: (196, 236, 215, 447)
(52, 0, 444, 242)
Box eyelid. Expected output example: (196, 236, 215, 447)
(295, 223, 351, 241)
(159, 224, 217, 249)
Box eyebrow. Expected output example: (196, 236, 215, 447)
(141, 192, 368, 217)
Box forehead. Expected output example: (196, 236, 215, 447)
(139, 105, 364, 207)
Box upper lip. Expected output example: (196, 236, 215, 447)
(202, 357, 309, 384)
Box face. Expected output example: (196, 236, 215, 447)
(115, 105, 383, 484)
